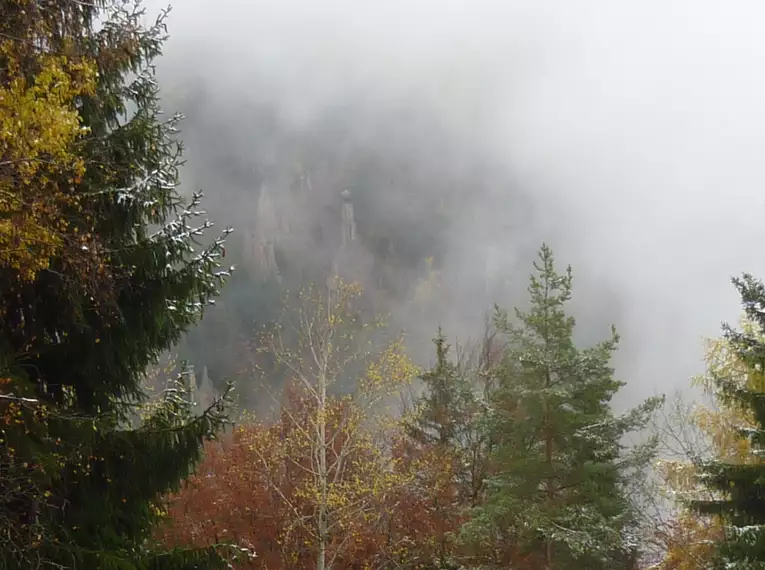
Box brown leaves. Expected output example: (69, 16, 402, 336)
(156, 281, 472, 569)
(156, 387, 390, 569)
(156, 388, 477, 570)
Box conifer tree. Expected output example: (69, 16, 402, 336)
(406, 329, 474, 448)
(692, 274, 765, 570)
(405, 326, 499, 503)
(399, 327, 503, 569)
(400, 331, 476, 570)
(0, 1, 235, 568)
(463, 244, 661, 570)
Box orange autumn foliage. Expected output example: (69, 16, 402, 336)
(157, 382, 391, 569)
(156, 380, 477, 570)
(651, 513, 723, 570)
(387, 438, 465, 569)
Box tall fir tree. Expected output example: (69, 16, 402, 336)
(399, 326, 505, 569)
(406, 329, 474, 448)
(401, 330, 482, 570)
(0, 1, 236, 568)
(405, 327, 499, 506)
(463, 244, 661, 570)
(692, 274, 765, 570)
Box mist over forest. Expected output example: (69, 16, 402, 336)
(148, 0, 765, 412)
(6, 1, 765, 568)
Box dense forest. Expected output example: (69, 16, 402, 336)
(3, 1, 765, 569)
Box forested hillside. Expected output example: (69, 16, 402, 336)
(164, 90, 541, 408)
(159, 76, 633, 413)
(3, 1, 765, 569)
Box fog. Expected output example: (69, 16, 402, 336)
(145, 0, 765, 408)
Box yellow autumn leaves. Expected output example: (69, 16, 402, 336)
(653, 315, 765, 570)
(0, 36, 96, 280)
(256, 279, 420, 568)
(360, 338, 418, 399)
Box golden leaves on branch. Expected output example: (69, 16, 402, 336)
(0, 33, 97, 281)
(651, 315, 765, 570)
(158, 280, 426, 569)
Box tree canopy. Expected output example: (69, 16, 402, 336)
(0, 1, 235, 567)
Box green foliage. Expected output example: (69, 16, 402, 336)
(0, 0, 233, 568)
(405, 326, 498, 510)
(691, 274, 765, 570)
(406, 329, 476, 448)
(463, 244, 662, 570)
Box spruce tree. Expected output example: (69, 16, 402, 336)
(406, 329, 498, 504)
(407, 329, 474, 447)
(464, 244, 661, 570)
(0, 1, 235, 568)
(401, 331, 480, 570)
(692, 274, 765, 570)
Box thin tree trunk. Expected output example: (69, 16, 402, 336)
(545, 368, 553, 570)
(317, 368, 328, 570)
(543, 274, 553, 570)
